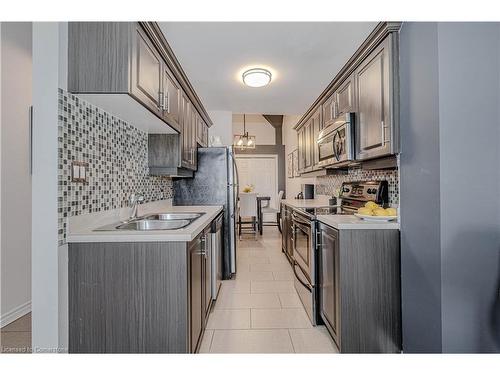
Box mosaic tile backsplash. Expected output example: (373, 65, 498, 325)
(315, 168, 399, 206)
(57, 89, 173, 245)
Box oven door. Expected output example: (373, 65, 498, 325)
(292, 213, 312, 279)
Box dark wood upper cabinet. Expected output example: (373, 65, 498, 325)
(132, 26, 163, 115)
(294, 22, 401, 169)
(163, 67, 181, 124)
(323, 75, 354, 129)
(354, 36, 397, 160)
(311, 108, 322, 169)
(335, 75, 355, 118)
(68, 22, 212, 175)
(196, 113, 209, 148)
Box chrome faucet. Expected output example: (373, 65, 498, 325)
(128, 193, 145, 220)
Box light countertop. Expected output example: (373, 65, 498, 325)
(317, 215, 400, 230)
(67, 200, 223, 243)
(281, 196, 332, 209)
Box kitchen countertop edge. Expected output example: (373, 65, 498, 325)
(66, 205, 224, 243)
(316, 214, 400, 230)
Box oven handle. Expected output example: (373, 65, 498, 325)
(293, 261, 312, 292)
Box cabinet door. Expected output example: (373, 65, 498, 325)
(297, 129, 304, 173)
(180, 94, 193, 169)
(318, 223, 340, 347)
(190, 108, 198, 168)
(312, 108, 322, 169)
(163, 68, 180, 126)
(335, 75, 354, 117)
(354, 37, 391, 160)
(189, 234, 204, 352)
(203, 233, 212, 319)
(304, 121, 312, 171)
(133, 26, 162, 115)
(322, 94, 335, 128)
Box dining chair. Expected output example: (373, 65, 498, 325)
(261, 190, 284, 233)
(238, 192, 258, 240)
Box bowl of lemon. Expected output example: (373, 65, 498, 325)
(354, 201, 398, 222)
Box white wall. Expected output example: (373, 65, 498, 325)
(282, 114, 315, 197)
(207, 110, 233, 146)
(0, 22, 32, 327)
(232, 114, 275, 145)
(32, 22, 63, 352)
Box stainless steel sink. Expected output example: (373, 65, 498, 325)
(94, 212, 205, 231)
(143, 212, 204, 221)
(115, 219, 192, 231)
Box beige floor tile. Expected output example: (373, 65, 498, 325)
(237, 240, 263, 249)
(267, 256, 290, 265)
(206, 309, 251, 329)
(233, 270, 274, 281)
(198, 329, 214, 353)
(272, 270, 294, 281)
(0, 332, 32, 353)
(251, 308, 312, 329)
(251, 262, 294, 273)
(215, 293, 281, 309)
(237, 251, 266, 258)
(289, 327, 339, 353)
(235, 261, 251, 272)
(251, 280, 295, 294)
(1, 313, 31, 332)
(210, 329, 294, 353)
(220, 280, 251, 294)
(278, 293, 303, 308)
(237, 257, 270, 265)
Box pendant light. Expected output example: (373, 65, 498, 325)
(233, 114, 256, 149)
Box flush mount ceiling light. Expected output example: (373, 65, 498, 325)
(242, 68, 272, 88)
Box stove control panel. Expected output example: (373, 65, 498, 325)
(340, 180, 388, 206)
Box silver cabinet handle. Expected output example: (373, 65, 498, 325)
(158, 91, 164, 110)
(381, 120, 387, 144)
(164, 91, 169, 113)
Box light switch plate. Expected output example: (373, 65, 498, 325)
(72, 161, 89, 183)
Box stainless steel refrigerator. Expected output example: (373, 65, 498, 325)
(173, 147, 238, 279)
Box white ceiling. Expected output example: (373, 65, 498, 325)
(159, 22, 377, 115)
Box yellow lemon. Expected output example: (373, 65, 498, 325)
(373, 208, 388, 216)
(357, 207, 373, 216)
(365, 201, 379, 210)
(385, 207, 397, 216)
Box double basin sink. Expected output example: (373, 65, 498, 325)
(95, 212, 205, 231)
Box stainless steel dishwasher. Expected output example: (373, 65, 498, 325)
(211, 213, 223, 300)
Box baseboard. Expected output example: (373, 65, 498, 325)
(0, 301, 31, 328)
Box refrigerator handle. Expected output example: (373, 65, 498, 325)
(230, 149, 240, 216)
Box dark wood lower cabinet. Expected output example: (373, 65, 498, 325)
(189, 234, 204, 353)
(317, 222, 401, 353)
(68, 225, 213, 353)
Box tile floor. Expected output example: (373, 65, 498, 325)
(0, 313, 32, 353)
(0, 229, 337, 354)
(199, 227, 338, 354)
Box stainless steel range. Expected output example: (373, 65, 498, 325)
(291, 180, 389, 326)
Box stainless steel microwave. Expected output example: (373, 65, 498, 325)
(317, 112, 355, 168)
